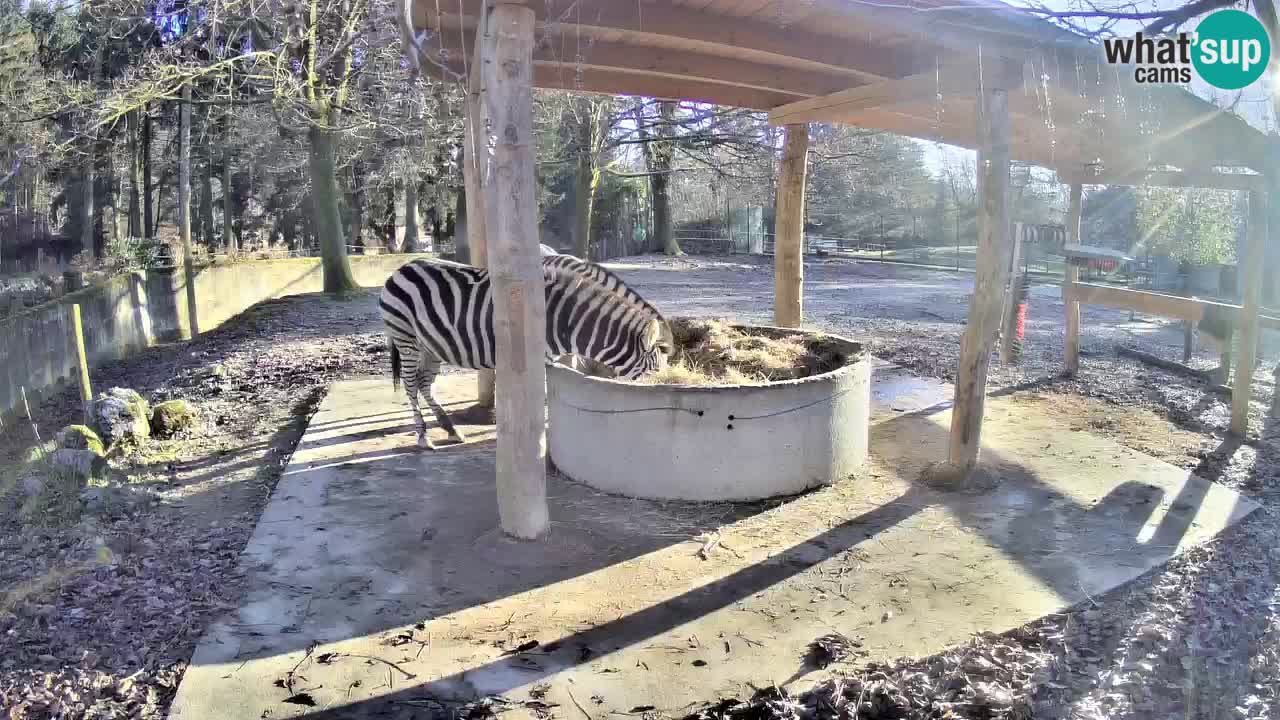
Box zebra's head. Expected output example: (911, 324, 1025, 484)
(615, 317, 674, 379)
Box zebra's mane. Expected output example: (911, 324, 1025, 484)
(540, 255, 664, 321)
(409, 255, 662, 322)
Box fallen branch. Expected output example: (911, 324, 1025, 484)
(1115, 346, 1213, 382)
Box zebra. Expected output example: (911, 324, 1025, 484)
(379, 254, 673, 449)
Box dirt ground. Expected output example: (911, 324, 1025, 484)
(2, 253, 1278, 719)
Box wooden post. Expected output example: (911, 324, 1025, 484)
(1183, 320, 1194, 364)
(1064, 182, 1083, 375)
(1231, 189, 1266, 436)
(773, 123, 809, 328)
(70, 304, 93, 425)
(463, 27, 495, 409)
(999, 221, 1025, 364)
(1217, 328, 1232, 386)
(947, 85, 1012, 472)
(479, 2, 549, 540)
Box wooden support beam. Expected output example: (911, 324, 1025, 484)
(1064, 282, 1214, 323)
(773, 124, 808, 328)
(1063, 183, 1083, 375)
(1062, 168, 1266, 192)
(479, 2, 549, 540)
(414, 0, 913, 83)
(767, 61, 1022, 126)
(432, 35, 858, 100)
(948, 86, 1011, 472)
(426, 55, 804, 112)
(1231, 189, 1266, 436)
(1066, 281, 1280, 329)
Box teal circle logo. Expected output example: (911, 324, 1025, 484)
(1192, 9, 1271, 90)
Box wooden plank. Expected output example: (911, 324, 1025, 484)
(773, 123, 808, 328)
(479, 2, 549, 540)
(948, 86, 1011, 472)
(768, 61, 1022, 126)
(1064, 183, 1083, 375)
(1064, 282, 1213, 323)
(1231, 189, 1266, 436)
(1063, 168, 1265, 192)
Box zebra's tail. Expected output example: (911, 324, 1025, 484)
(389, 340, 402, 390)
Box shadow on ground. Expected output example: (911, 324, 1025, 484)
(210, 383, 1249, 718)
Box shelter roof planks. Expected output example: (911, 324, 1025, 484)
(404, 0, 1269, 177)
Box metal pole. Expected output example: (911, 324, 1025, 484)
(955, 215, 960, 270)
(71, 304, 93, 424)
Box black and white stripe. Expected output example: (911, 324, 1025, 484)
(379, 254, 671, 448)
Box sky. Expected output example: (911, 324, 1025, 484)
(916, 0, 1277, 175)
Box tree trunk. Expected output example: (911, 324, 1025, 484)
(128, 110, 142, 239)
(111, 171, 124, 246)
(223, 112, 234, 251)
(403, 175, 420, 252)
(454, 177, 469, 262)
(572, 135, 593, 258)
(79, 147, 95, 260)
(179, 87, 193, 261)
(432, 194, 444, 251)
(180, 83, 200, 336)
(349, 160, 365, 253)
(651, 171, 675, 255)
(382, 185, 397, 251)
(143, 106, 154, 239)
(95, 138, 111, 258)
(200, 107, 215, 247)
(307, 124, 358, 293)
(654, 101, 680, 256)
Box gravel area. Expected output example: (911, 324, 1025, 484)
(1, 253, 1278, 719)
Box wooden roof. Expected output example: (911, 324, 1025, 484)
(406, 0, 1269, 176)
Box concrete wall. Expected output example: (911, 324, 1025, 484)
(0, 254, 430, 422)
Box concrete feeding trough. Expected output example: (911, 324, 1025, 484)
(546, 324, 871, 502)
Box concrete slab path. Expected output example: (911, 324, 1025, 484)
(169, 367, 1257, 720)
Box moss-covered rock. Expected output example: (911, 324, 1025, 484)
(57, 425, 105, 455)
(94, 387, 151, 447)
(151, 399, 198, 438)
(50, 448, 108, 479)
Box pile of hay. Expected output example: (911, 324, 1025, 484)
(636, 318, 847, 386)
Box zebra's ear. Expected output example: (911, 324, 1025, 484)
(641, 318, 663, 350)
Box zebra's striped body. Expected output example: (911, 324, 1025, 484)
(379, 254, 672, 448)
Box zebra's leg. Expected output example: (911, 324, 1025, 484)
(418, 357, 467, 446)
(397, 343, 431, 449)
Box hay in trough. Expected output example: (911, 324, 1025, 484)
(635, 318, 847, 386)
